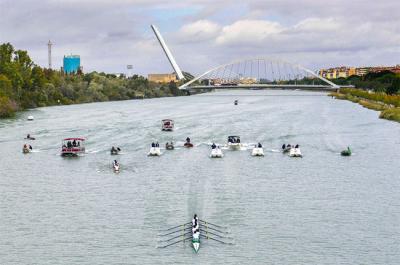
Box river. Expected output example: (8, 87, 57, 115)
(1, 90, 399, 264)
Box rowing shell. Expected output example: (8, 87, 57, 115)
(192, 238, 200, 253)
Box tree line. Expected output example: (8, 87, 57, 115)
(330, 70, 400, 94)
(0, 43, 186, 118)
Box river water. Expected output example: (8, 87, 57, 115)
(1, 90, 399, 264)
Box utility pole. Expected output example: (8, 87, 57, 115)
(48, 40, 53, 69)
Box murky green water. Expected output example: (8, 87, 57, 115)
(1, 90, 399, 264)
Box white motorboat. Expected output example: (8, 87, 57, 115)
(251, 147, 264, 156)
(27, 115, 34, 121)
(227, 136, 241, 150)
(148, 147, 161, 156)
(289, 147, 302, 157)
(210, 148, 223, 158)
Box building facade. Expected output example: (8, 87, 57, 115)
(319, 65, 400, 80)
(148, 73, 177, 83)
(63, 55, 81, 74)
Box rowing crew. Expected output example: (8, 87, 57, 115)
(192, 214, 200, 252)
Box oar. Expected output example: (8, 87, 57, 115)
(158, 227, 191, 237)
(200, 229, 232, 239)
(158, 231, 191, 242)
(200, 235, 233, 245)
(159, 222, 191, 232)
(158, 237, 192, 248)
(199, 220, 227, 229)
(200, 225, 229, 234)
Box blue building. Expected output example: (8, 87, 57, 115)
(63, 55, 81, 74)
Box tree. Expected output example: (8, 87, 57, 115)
(386, 78, 400, 95)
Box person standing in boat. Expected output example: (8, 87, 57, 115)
(151, 142, 155, 148)
(258, 143, 262, 148)
(211, 143, 216, 149)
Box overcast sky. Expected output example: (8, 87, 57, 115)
(1, 0, 399, 76)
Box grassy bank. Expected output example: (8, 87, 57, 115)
(330, 88, 400, 123)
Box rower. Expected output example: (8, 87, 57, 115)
(192, 214, 199, 227)
(282, 144, 286, 149)
(186, 137, 191, 143)
(113, 160, 119, 166)
(295, 144, 299, 148)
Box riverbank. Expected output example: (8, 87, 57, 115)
(0, 43, 187, 119)
(330, 88, 400, 123)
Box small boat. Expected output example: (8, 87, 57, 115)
(27, 116, 34, 121)
(61, 138, 85, 157)
(251, 147, 264, 156)
(110, 147, 121, 155)
(165, 142, 174, 150)
(162, 119, 174, 131)
(210, 147, 223, 158)
(341, 147, 352, 156)
(184, 142, 194, 148)
(227, 136, 241, 150)
(289, 147, 302, 157)
(148, 147, 161, 156)
(22, 144, 32, 153)
(157, 215, 230, 252)
(113, 161, 120, 172)
(25, 135, 35, 140)
(234, 100, 238, 105)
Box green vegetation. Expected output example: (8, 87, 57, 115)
(329, 70, 400, 94)
(330, 88, 400, 123)
(0, 43, 186, 118)
(329, 70, 400, 123)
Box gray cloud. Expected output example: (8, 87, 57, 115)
(1, 0, 399, 76)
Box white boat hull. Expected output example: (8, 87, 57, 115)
(22, 148, 30, 153)
(251, 147, 264, 156)
(289, 148, 302, 157)
(228, 143, 241, 150)
(210, 149, 223, 158)
(148, 147, 161, 156)
(113, 165, 120, 172)
(192, 242, 200, 253)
